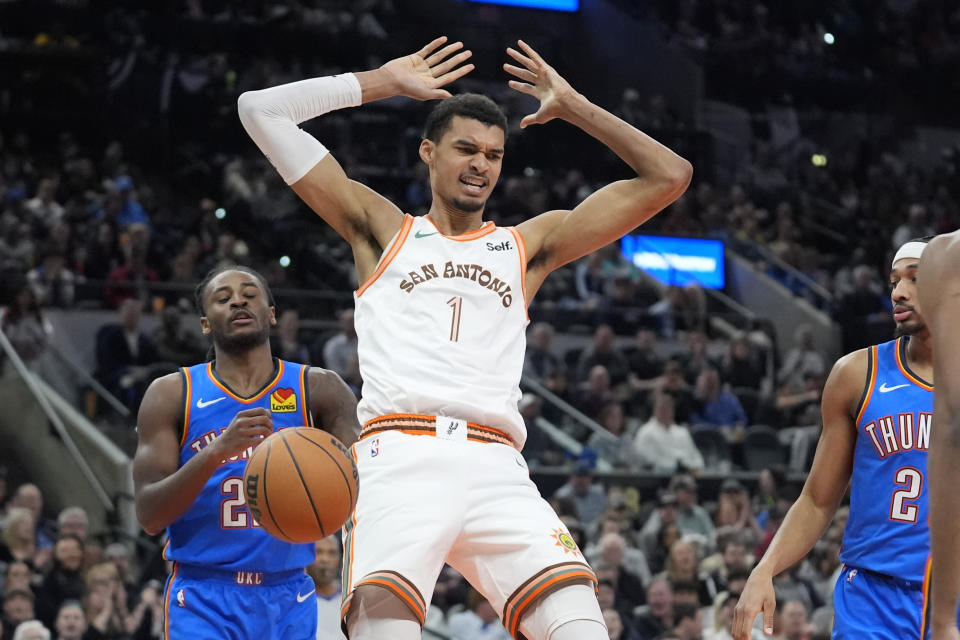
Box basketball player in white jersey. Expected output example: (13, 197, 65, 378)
(920, 230, 960, 640)
(238, 37, 692, 640)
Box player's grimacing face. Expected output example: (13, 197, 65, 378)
(890, 259, 926, 336)
(200, 270, 276, 351)
(421, 116, 504, 214)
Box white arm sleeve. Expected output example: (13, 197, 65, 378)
(237, 73, 362, 185)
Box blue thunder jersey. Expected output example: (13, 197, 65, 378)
(164, 359, 315, 572)
(840, 337, 934, 583)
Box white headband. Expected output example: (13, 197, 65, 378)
(892, 241, 928, 268)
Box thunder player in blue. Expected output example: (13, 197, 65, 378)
(733, 238, 956, 639)
(133, 266, 359, 640)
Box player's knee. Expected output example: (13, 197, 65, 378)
(347, 584, 419, 624)
(517, 583, 606, 640)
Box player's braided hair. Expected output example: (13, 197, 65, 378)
(193, 265, 276, 316)
(423, 93, 508, 143)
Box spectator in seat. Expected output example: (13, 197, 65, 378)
(690, 367, 748, 429)
(270, 309, 309, 364)
(775, 599, 814, 640)
(93, 298, 164, 411)
(112, 175, 150, 227)
(102, 247, 159, 310)
(2, 590, 36, 632)
(552, 461, 607, 533)
(632, 393, 704, 473)
(152, 306, 205, 367)
(573, 365, 617, 421)
(1, 283, 51, 369)
(633, 578, 674, 639)
(78, 222, 123, 283)
(722, 335, 765, 391)
(671, 602, 703, 640)
(35, 535, 85, 628)
(576, 324, 629, 385)
(777, 326, 825, 392)
(657, 360, 697, 424)
(1, 507, 49, 571)
(523, 321, 562, 381)
(586, 402, 634, 469)
(26, 249, 75, 308)
(835, 265, 890, 353)
(52, 601, 88, 640)
(321, 309, 357, 377)
(589, 532, 650, 605)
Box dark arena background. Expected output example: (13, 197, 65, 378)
(0, 0, 957, 638)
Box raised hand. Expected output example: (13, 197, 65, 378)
(503, 40, 578, 129)
(381, 36, 474, 101)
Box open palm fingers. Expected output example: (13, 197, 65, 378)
(432, 49, 473, 79)
(425, 41, 466, 68)
(506, 46, 539, 74)
(416, 36, 452, 60)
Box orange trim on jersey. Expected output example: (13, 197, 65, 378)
(356, 214, 414, 297)
(920, 555, 932, 640)
(506, 226, 530, 318)
(896, 337, 934, 391)
(205, 361, 285, 403)
(425, 215, 497, 241)
(299, 365, 310, 427)
(180, 368, 192, 448)
(163, 561, 180, 640)
(855, 346, 878, 425)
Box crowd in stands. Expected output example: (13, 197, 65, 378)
(0, 0, 956, 638)
(0, 468, 841, 639)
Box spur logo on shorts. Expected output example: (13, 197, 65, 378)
(270, 388, 297, 413)
(551, 528, 581, 557)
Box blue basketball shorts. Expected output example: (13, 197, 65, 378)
(832, 563, 960, 640)
(163, 564, 318, 640)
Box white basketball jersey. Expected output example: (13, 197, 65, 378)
(354, 214, 530, 447)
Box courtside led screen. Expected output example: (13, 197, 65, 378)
(621, 235, 725, 289)
(464, 0, 579, 11)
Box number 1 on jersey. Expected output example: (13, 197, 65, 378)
(447, 296, 462, 342)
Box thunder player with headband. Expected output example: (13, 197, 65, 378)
(238, 37, 691, 640)
(132, 266, 359, 640)
(734, 238, 959, 639)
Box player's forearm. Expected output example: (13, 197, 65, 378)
(930, 413, 960, 629)
(753, 494, 836, 577)
(135, 448, 221, 535)
(237, 74, 362, 185)
(558, 93, 692, 197)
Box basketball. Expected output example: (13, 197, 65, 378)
(243, 427, 358, 543)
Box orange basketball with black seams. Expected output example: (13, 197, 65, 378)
(243, 427, 358, 543)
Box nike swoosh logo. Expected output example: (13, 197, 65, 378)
(196, 397, 226, 408)
(296, 591, 313, 603)
(414, 230, 438, 239)
(879, 383, 910, 393)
